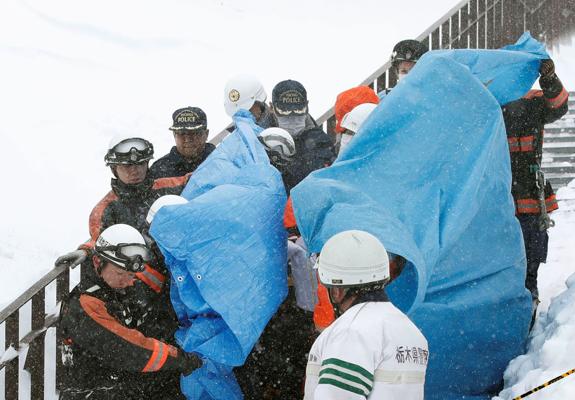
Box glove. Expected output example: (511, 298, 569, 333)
(539, 59, 555, 79)
(179, 351, 203, 376)
(54, 249, 87, 268)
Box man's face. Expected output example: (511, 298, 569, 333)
(397, 61, 416, 80)
(114, 162, 148, 185)
(99, 262, 136, 289)
(174, 130, 209, 160)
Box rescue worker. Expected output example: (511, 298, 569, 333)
(271, 79, 337, 187)
(258, 127, 298, 193)
(379, 39, 429, 99)
(54, 134, 189, 267)
(149, 107, 215, 179)
(304, 230, 428, 399)
(391, 39, 429, 80)
(338, 103, 378, 154)
(333, 86, 380, 155)
(224, 74, 275, 130)
(502, 58, 569, 303)
(59, 224, 201, 399)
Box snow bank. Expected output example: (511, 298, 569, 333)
(494, 181, 575, 400)
(494, 273, 575, 399)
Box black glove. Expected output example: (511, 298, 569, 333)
(179, 351, 203, 376)
(55, 249, 87, 268)
(539, 59, 555, 79)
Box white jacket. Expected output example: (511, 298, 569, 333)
(304, 301, 428, 399)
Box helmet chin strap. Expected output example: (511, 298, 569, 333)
(327, 287, 357, 318)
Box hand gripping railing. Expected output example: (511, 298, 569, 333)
(2, 0, 575, 398)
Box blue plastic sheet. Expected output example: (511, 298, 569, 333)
(291, 33, 548, 399)
(150, 110, 288, 400)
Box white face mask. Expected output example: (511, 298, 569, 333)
(339, 133, 354, 155)
(276, 115, 307, 138)
(397, 72, 408, 82)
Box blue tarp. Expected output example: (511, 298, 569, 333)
(150, 110, 288, 400)
(291, 33, 548, 399)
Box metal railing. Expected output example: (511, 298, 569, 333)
(2, 0, 574, 398)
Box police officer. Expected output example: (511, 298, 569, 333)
(304, 230, 428, 399)
(149, 107, 215, 179)
(271, 79, 337, 190)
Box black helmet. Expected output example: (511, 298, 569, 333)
(391, 40, 429, 67)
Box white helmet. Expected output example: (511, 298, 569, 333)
(146, 195, 188, 224)
(340, 103, 378, 134)
(259, 127, 296, 160)
(95, 224, 151, 272)
(224, 74, 267, 117)
(317, 230, 390, 287)
(105, 134, 154, 166)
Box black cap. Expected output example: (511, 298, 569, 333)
(169, 107, 207, 131)
(272, 80, 308, 116)
(391, 40, 428, 65)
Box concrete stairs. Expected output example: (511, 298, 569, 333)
(542, 93, 575, 188)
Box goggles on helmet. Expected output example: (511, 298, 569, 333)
(105, 138, 154, 166)
(95, 243, 151, 272)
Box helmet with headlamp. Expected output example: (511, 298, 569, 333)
(105, 135, 154, 166)
(95, 224, 151, 273)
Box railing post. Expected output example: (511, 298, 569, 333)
(26, 290, 46, 399)
(56, 268, 70, 393)
(5, 312, 19, 400)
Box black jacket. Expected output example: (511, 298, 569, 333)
(281, 124, 337, 193)
(81, 175, 188, 251)
(59, 265, 185, 400)
(149, 144, 215, 179)
(502, 73, 568, 214)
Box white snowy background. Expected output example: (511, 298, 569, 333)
(1, 0, 575, 399)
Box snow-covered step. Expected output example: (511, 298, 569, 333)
(544, 126, 575, 134)
(542, 156, 575, 164)
(543, 172, 575, 180)
(543, 133, 575, 143)
(547, 175, 575, 188)
(541, 167, 575, 178)
(542, 142, 575, 153)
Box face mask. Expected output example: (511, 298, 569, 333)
(397, 72, 408, 82)
(277, 115, 307, 137)
(339, 133, 354, 155)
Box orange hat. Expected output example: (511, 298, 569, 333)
(334, 86, 379, 133)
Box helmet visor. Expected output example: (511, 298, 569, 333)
(106, 138, 153, 165)
(96, 243, 151, 272)
(114, 138, 150, 153)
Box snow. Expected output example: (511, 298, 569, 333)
(494, 181, 575, 400)
(0, 0, 460, 309)
(550, 36, 575, 90)
(1, 0, 575, 398)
